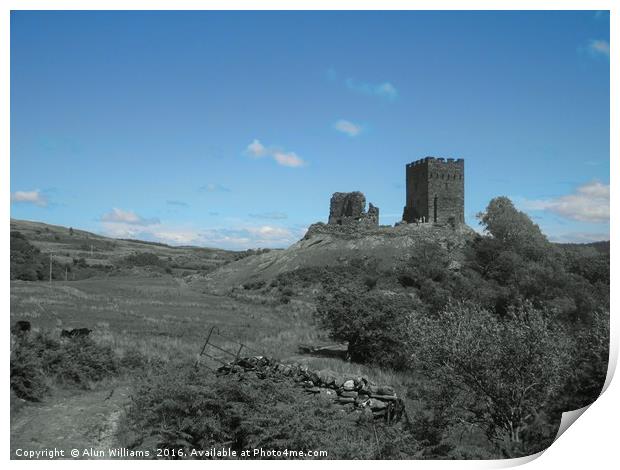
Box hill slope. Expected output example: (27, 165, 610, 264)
(10, 219, 241, 278)
(199, 222, 477, 293)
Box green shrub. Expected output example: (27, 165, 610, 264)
(316, 288, 417, 369)
(410, 302, 572, 457)
(10, 331, 139, 401)
(121, 363, 422, 459)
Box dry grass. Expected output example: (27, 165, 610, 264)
(10, 276, 324, 367)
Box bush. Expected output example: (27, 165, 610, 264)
(121, 252, 166, 267)
(316, 288, 417, 369)
(410, 302, 572, 457)
(10, 331, 135, 401)
(121, 363, 422, 459)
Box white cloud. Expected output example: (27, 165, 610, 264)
(334, 119, 362, 137)
(11, 189, 47, 207)
(345, 78, 398, 100)
(246, 139, 268, 157)
(244, 140, 307, 168)
(375, 82, 398, 100)
(101, 208, 159, 226)
(273, 151, 306, 168)
(99, 206, 301, 249)
(588, 39, 610, 58)
(521, 181, 609, 223)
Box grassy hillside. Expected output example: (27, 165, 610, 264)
(199, 222, 476, 293)
(10, 219, 248, 279)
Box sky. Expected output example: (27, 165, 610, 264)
(10, 10, 610, 249)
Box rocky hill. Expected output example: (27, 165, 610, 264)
(200, 222, 477, 293)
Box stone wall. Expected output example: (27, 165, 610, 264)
(217, 356, 406, 424)
(328, 192, 379, 226)
(403, 157, 464, 225)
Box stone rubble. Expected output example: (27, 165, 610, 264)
(216, 356, 406, 424)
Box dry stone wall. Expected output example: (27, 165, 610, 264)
(217, 356, 406, 424)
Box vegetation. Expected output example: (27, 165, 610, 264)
(10, 331, 128, 401)
(315, 196, 609, 458)
(9, 200, 609, 459)
(119, 363, 421, 459)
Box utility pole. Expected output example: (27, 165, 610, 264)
(91, 244, 94, 257)
(49, 252, 53, 284)
(65, 266, 68, 282)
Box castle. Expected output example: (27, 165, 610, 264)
(402, 157, 464, 226)
(325, 156, 464, 227)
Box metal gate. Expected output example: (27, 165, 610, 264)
(194, 325, 264, 370)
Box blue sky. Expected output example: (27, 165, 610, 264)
(10, 10, 610, 249)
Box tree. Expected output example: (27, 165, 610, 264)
(411, 302, 572, 457)
(477, 197, 549, 260)
(316, 287, 417, 369)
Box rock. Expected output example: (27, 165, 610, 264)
(340, 390, 358, 398)
(377, 385, 395, 396)
(373, 409, 387, 418)
(338, 397, 356, 404)
(306, 386, 321, 394)
(334, 376, 345, 388)
(370, 394, 398, 401)
(317, 370, 336, 387)
(355, 397, 370, 407)
(307, 371, 320, 385)
(368, 398, 387, 410)
(343, 380, 355, 391)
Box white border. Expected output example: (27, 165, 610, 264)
(2, 2, 616, 469)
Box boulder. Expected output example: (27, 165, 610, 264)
(343, 380, 355, 391)
(368, 398, 387, 410)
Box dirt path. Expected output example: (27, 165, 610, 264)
(11, 384, 131, 460)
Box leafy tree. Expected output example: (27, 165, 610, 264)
(316, 288, 417, 369)
(411, 302, 572, 457)
(477, 197, 549, 260)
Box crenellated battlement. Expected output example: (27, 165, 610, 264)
(406, 157, 464, 167)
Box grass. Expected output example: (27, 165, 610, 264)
(10, 275, 324, 366)
(10, 274, 499, 459)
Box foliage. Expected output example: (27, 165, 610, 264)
(10, 331, 147, 401)
(121, 252, 167, 268)
(411, 303, 572, 457)
(476, 196, 549, 260)
(121, 363, 422, 459)
(10, 231, 47, 281)
(316, 288, 417, 369)
(554, 309, 609, 412)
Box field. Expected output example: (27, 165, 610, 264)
(13, 213, 605, 459)
(10, 276, 323, 367)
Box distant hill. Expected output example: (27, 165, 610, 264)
(10, 219, 242, 280)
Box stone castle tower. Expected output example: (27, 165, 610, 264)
(402, 157, 464, 225)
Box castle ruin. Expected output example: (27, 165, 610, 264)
(328, 192, 379, 226)
(402, 157, 464, 226)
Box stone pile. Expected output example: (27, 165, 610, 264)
(216, 356, 406, 424)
